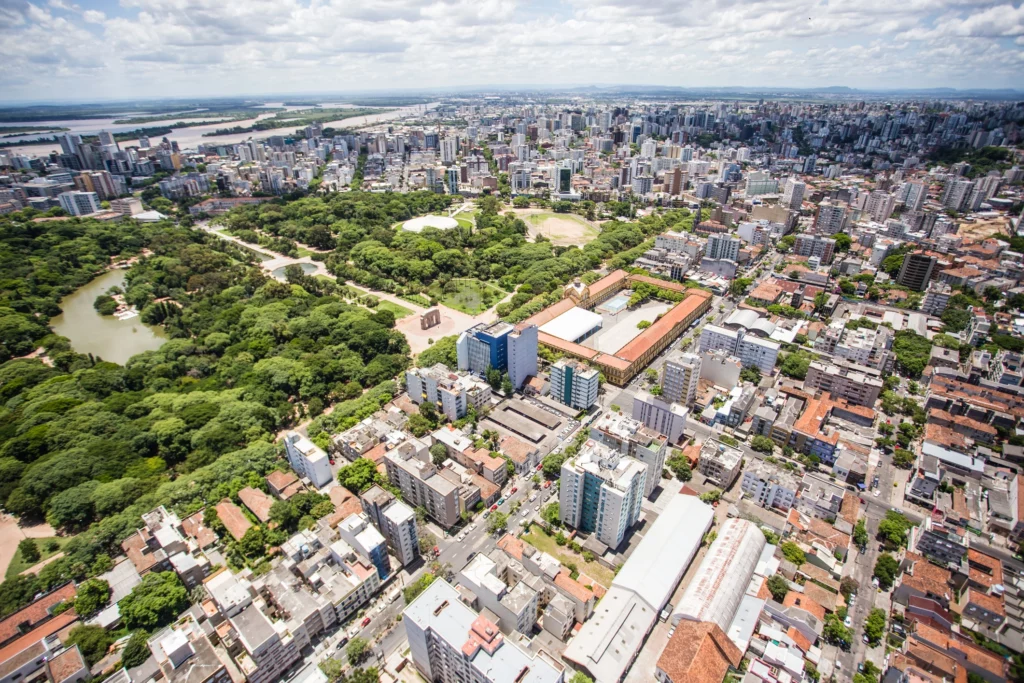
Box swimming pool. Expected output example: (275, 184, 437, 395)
(598, 292, 631, 315)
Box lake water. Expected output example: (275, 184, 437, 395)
(50, 269, 168, 365)
(3, 102, 436, 156)
(272, 263, 318, 280)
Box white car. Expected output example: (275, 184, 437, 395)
(468, 523, 477, 532)
(873, 490, 880, 497)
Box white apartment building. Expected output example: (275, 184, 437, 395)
(696, 439, 744, 489)
(229, 605, 302, 683)
(589, 411, 668, 498)
(459, 554, 540, 635)
(632, 389, 688, 444)
(741, 459, 800, 511)
(549, 358, 600, 410)
(383, 437, 462, 528)
(698, 324, 779, 374)
(864, 190, 896, 223)
(661, 352, 701, 406)
(508, 323, 539, 391)
(382, 500, 419, 567)
(781, 177, 805, 210)
(814, 201, 848, 234)
(706, 233, 741, 262)
(406, 364, 491, 422)
(283, 432, 332, 488)
(404, 581, 563, 683)
(560, 440, 647, 549)
(58, 190, 100, 216)
(655, 230, 690, 253)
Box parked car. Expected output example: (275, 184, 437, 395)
(336, 638, 348, 649)
(511, 487, 518, 494)
(543, 481, 551, 488)
(361, 617, 371, 628)
(498, 497, 506, 505)
(490, 504, 498, 511)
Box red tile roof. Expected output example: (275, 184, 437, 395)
(783, 592, 827, 620)
(214, 500, 252, 541)
(238, 487, 273, 523)
(616, 290, 711, 363)
(553, 570, 596, 604)
(0, 583, 76, 646)
(496, 534, 524, 561)
(181, 512, 218, 549)
(656, 621, 742, 683)
(0, 610, 78, 671)
(45, 645, 87, 683)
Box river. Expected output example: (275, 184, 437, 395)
(3, 102, 436, 156)
(50, 269, 168, 365)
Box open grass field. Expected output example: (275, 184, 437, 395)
(6, 536, 72, 579)
(521, 523, 614, 588)
(426, 278, 504, 315)
(517, 211, 601, 246)
(376, 300, 414, 319)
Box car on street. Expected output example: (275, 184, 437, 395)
(873, 490, 880, 497)
(336, 638, 348, 649)
(511, 487, 518, 494)
(863, 633, 870, 644)
(490, 504, 498, 511)
(844, 616, 852, 627)
(468, 523, 477, 532)
(543, 481, 551, 488)
(498, 497, 506, 505)
(361, 617, 371, 628)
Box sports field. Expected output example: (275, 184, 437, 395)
(517, 211, 601, 246)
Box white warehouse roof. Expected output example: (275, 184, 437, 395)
(539, 306, 603, 343)
(673, 518, 767, 633)
(564, 493, 714, 683)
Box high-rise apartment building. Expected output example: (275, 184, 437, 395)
(549, 359, 600, 410)
(456, 321, 537, 391)
(661, 352, 701, 406)
(559, 439, 646, 548)
(589, 411, 667, 498)
(283, 432, 332, 488)
(793, 234, 836, 265)
(864, 190, 896, 222)
(705, 234, 741, 262)
(896, 252, 937, 291)
(698, 325, 780, 374)
(360, 486, 420, 567)
(440, 137, 458, 164)
(632, 389, 688, 443)
(781, 177, 805, 210)
(507, 323, 538, 391)
(58, 190, 100, 216)
(943, 178, 975, 212)
(814, 201, 848, 234)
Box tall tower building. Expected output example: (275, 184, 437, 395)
(559, 440, 646, 548)
(661, 353, 702, 406)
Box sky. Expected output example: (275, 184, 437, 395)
(1, 0, 1022, 102)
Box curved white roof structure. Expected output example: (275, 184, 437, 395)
(725, 308, 777, 338)
(539, 306, 603, 343)
(402, 214, 459, 233)
(672, 518, 766, 632)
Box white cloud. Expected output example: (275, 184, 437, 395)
(0, 0, 1020, 101)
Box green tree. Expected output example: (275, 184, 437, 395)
(699, 489, 722, 504)
(501, 373, 514, 395)
(767, 574, 790, 602)
(403, 573, 436, 603)
(823, 612, 851, 645)
(269, 500, 300, 530)
(570, 673, 595, 683)
(120, 631, 151, 668)
(751, 436, 775, 453)
(65, 625, 114, 665)
(488, 512, 509, 534)
(346, 636, 370, 666)
(119, 571, 189, 631)
(236, 526, 267, 560)
(780, 541, 806, 566)
(878, 511, 913, 548)
(430, 443, 448, 466)
(74, 578, 111, 617)
(864, 608, 886, 644)
(892, 449, 915, 468)
(541, 503, 560, 527)
(666, 452, 692, 481)
(853, 519, 868, 548)
(874, 553, 900, 590)
(17, 538, 39, 564)
(740, 366, 761, 384)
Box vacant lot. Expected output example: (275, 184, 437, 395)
(522, 523, 614, 588)
(516, 210, 601, 246)
(958, 216, 1012, 243)
(427, 278, 504, 315)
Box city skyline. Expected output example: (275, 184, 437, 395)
(1, 0, 1021, 102)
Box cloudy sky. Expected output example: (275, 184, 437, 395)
(1, 0, 1022, 102)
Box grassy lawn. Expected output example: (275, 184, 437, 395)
(521, 524, 614, 588)
(295, 246, 314, 258)
(427, 278, 503, 315)
(6, 536, 72, 579)
(455, 216, 475, 230)
(377, 300, 414, 319)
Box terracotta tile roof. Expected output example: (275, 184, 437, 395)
(924, 422, 970, 451)
(121, 529, 161, 574)
(45, 645, 86, 683)
(840, 493, 860, 526)
(392, 394, 419, 416)
(803, 582, 838, 612)
(902, 552, 952, 598)
(237, 487, 273, 523)
(465, 447, 505, 472)
(281, 480, 306, 499)
(326, 486, 363, 528)
(524, 297, 576, 329)
(783, 592, 827, 621)
(964, 587, 1005, 616)
(806, 517, 851, 551)
(755, 577, 772, 601)
(792, 396, 840, 445)
(906, 639, 960, 680)
(553, 570, 596, 604)
(471, 473, 499, 502)
(496, 534, 524, 561)
(0, 610, 78, 672)
(928, 408, 997, 436)
(616, 290, 711, 363)
(181, 512, 218, 549)
(0, 583, 76, 646)
(214, 499, 252, 541)
(787, 626, 812, 653)
(749, 282, 784, 303)
(500, 435, 536, 464)
(656, 621, 742, 683)
(363, 442, 388, 463)
(266, 470, 298, 495)
(682, 442, 702, 466)
(967, 549, 1003, 587)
